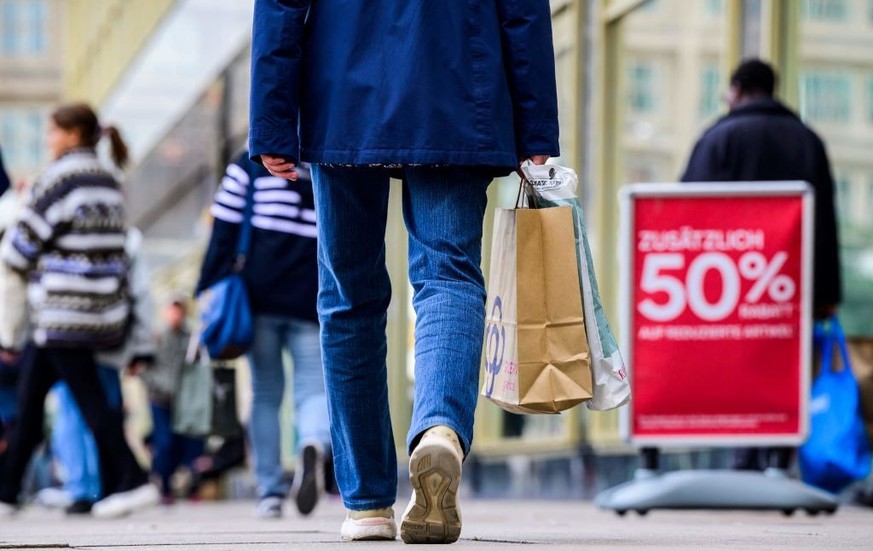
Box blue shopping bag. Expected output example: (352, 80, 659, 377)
(197, 170, 255, 360)
(799, 317, 871, 493)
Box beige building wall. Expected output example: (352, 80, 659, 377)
(63, 0, 177, 104)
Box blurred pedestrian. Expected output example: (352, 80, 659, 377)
(38, 228, 155, 514)
(0, 144, 9, 196)
(682, 58, 842, 471)
(139, 299, 203, 504)
(250, 0, 559, 542)
(196, 152, 330, 518)
(0, 102, 158, 518)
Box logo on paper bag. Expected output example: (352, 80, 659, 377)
(484, 297, 506, 398)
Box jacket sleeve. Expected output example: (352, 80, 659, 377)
(195, 158, 250, 295)
(1, 184, 56, 274)
(495, 0, 560, 158)
(248, 0, 312, 164)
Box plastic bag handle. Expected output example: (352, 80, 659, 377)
(815, 316, 852, 377)
(515, 168, 541, 210)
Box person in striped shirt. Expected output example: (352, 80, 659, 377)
(197, 152, 330, 518)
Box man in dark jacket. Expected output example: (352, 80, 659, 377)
(249, 0, 559, 543)
(682, 58, 842, 471)
(682, 59, 841, 315)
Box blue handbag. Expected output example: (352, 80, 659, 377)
(198, 178, 255, 360)
(799, 317, 871, 493)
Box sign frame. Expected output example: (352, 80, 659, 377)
(619, 181, 814, 447)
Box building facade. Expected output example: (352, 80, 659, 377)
(0, 0, 63, 183)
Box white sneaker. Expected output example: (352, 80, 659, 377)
(35, 487, 74, 509)
(400, 426, 463, 544)
(254, 496, 283, 519)
(340, 508, 397, 541)
(92, 483, 160, 519)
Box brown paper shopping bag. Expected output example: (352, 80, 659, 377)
(481, 206, 592, 414)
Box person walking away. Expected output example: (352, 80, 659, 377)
(249, 0, 560, 542)
(682, 58, 842, 471)
(140, 299, 203, 504)
(38, 227, 155, 514)
(0, 103, 158, 518)
(197, 152, 331, 518)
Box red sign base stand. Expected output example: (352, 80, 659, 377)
(596, 450, 838, 516)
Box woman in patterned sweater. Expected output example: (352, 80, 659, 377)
(0, 103, 158, 518)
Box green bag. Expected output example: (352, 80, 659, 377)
(172, 357, 213, 437)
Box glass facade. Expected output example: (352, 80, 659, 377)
(798, 0, 873, 337)
(0, 0, 47, 56)
(0, 106, 47, 177)
(800, 72, 852, 122)
(802, 0, 849, 21)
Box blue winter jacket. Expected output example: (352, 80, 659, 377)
(249, 0, 559, 173)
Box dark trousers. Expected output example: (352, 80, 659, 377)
(149, 404, 203, 496)
(0, 348, 147, 504)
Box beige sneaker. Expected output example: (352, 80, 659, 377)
(400, 426, 463, 544)
(340, 507, 396, 541)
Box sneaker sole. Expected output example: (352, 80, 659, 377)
(400, 441, 462, 544)
(295, 445, 322, 516)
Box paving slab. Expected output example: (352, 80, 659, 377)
(0, 497, 870, 550)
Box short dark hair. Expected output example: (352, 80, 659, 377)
(730, 59, 777, 97)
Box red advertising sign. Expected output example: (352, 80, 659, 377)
(620, 183, 813, 446)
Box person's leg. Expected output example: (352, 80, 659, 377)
(47, 349, 148, 496)
(287, 317, 331, 515)
(149, 403, 175, 497)
(310, 165, 396, 515)
(246, 314, 289, 501)
(399, 167, 491, 544)
(0, 349, 56, 504)
(402, 167, 490, 454)
(51, 383, 99, 503)
(288, 318, 331, 452)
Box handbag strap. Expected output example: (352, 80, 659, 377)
(232, 171, 256, 273)
(815, 316, 852, 377)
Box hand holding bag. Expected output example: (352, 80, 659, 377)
(800, 317, 872, 493)
(198, 178, 255, 360)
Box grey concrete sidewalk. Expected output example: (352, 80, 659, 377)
(0, 497, 870, 550)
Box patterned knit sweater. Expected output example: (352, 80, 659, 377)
(1, 148, 129, 349)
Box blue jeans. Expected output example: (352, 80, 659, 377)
(247, 314, 331, 499)
(311, 165, 490, 511)
(149, 404, 204, 496)
(51, 364, 122, 501)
